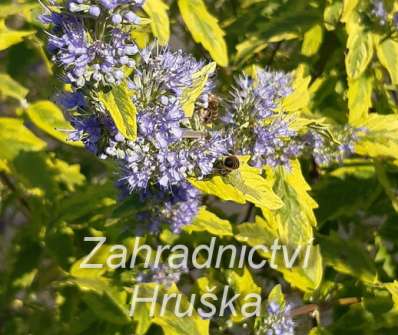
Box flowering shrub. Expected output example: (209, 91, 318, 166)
(2, 0, 398, 334)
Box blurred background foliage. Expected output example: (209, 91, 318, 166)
(1, 0, 398, 334)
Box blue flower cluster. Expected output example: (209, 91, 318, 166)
(306, 126, 364, 167)
(123, 181, 202, 234)
(255, 301, 295, 335)
(372, 0, 388, 25)
(371, 0, 398, 28)
(224, 70, 303, 169)
(44, 2, 364, 234)
(40, 0, 142, 87)
(53, 46, 224, 232)
(118, 46, 227, 191)
(136, 263, 188, 288)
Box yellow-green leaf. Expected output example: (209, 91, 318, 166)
(224, 161, 284, 210)
(191, 158, 283, 210)
(0, 20, 35, 51)
(385, 281, 398, 308)
(301, 24, 323, 57)
(190, 176, 246, 204)
(375, 36, 398, 85)
(184, 206, 233, 236)
(0, 73, 28, 101)
(354, 114, 398, 159)
(282, 65, 311, 112)
(347, 72, 373, 124)
(345, 23, 373, 79)
(178, 0, 228, 66)
(73, 277, 131, 325)
(324, 1, 343, 31)
(235, 216, 323, 292)
(263, 160, 318, 245)
(225, 267, 261, 322)
(143, 0, 170, 45)
(98, 82, 137, 141)
(180, 62, 216, 117)
(26, 100, 83, 147)
(319, 233, 378, 284)
(0, 118, 46, 161)
(341, 0, 360, 22)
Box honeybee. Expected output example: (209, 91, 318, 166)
(198, 94, 220, 124)
(214, 155, 240, 176)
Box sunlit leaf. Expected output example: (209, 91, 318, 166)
(26, 100, 83, 147)
(0, 73, 28, 102)
(354, 114, 398, 159)
(375, 36, 398, 85)
(0, 20, 35, 50)
(178, 0, 228, 66)
(184, 207, 233, 236)
(0, 118, 46, 161)
(143, 0, 170, 45)
(301, 24, 323, 57)
(180, 62, 216, 117)
(347, 72, 373, 124)
(318, 233, 378, 284)
(98, 81, 137, 141)
(263, 160, 317, 246)
(345, 23, 373, 79)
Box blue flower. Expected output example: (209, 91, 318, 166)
(372, 0, 388, 25)
(255, 301, 295, 335)
(127, 182, 201, 234)
(306, 126, 364, 166)
(225, 69, 299, 169)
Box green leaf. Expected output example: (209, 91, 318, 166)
(282, 65, 311, 112)
(313, 161, 379, 223)
(190, 158, 283, 210)
(178, 0, 228, 66)
(267, 284, 285, 307)
(0, 118, 46, 161)
(318, 233, 378, 284)
(324, 1, 343, 31)
(345, 23, 373, 79)
(54, 183, 117, 223)
(234, 36, 268, 65)
(301, 24, 323, 57)
(0, 3, 39, 19)
(375, 162, 398, 212)
(184, 207, 233, 236)
(98, 81, 137, 141)
(354, 114, 398, 159)
(72, 278, 131, 325)
(264, 160, 317, 245)
(45, 222, 75, 269)
(225, 267, 261, 321)
(180, 62, 216, 117)
(375, 36, 398, 85)
(341, 0, 360, 22)
(385, 281, 398, 308)
(0, 20, 35, 51)
(255, 9, 321, 43)
(70, 244, 113, 279)
(143, 0, 170, 45)
(12, 152, 85, 197)
(0, 73, 28, 102)
(134, 284, 210, 335)
(279, 244, 323, 292)
(235, 216, 323, 292)
(189, 176, 246, 204)
(26, 100, 83, 147)
(347, 72, 373, 124)
(223, 161, 284, 210)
